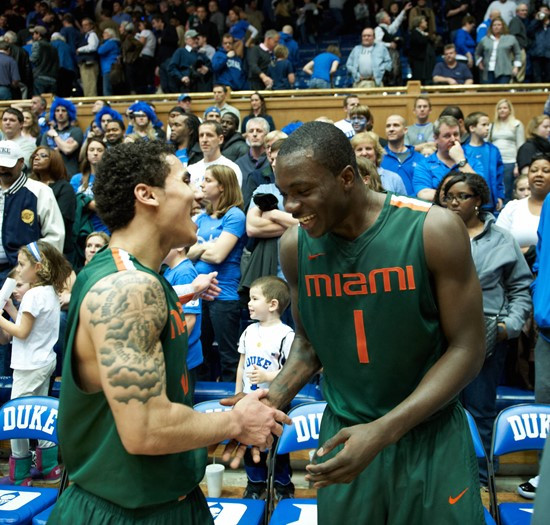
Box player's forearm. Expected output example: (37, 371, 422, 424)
(375, 340, 484, 447)
(266, 334, 321, 409)
(116, 398, 243, 455)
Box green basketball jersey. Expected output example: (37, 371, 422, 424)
(58, 248, 207, 508)
(298, 194, 447, 424)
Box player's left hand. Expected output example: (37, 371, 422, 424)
(192, 271, 221, 301)
(304, 421, 388, 488)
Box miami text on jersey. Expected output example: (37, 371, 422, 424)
(304, 265, 416, 298)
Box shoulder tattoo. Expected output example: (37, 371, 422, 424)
(86, 272, 168, 404)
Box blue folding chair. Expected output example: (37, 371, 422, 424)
(0, 397, 60, 525)
(267, 401, 327, 524)
(464, 410, 498, 525)
(490, 404, 550, 525)
(193, 400, 265, 524)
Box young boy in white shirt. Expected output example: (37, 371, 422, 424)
(235, 275, 295, 501)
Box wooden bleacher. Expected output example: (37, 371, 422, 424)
(2, 81, 549, 137)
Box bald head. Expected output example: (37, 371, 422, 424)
(385, 115, 407, 147)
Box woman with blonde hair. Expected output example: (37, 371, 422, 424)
(516, 115, 550, 175)
(488, 98, 525, 201)
(188, 165, 246, 382)
(351, 131, 407, 194)
(475, 16, 522, 84)
(356, 156, 383, 192)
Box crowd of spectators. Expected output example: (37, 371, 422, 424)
(0, 0, 549, 99)
(0, 0, 550, 501)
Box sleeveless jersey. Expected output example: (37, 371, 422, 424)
(58, 248, 207, 508)
(298, 194, 447, 425)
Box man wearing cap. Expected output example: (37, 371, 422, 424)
(213, 84, 240, 121)
(0, 43, 20, 101)
(187, 121, 242, 187)
(40, 98, 84, 176)
(168, 29, 199, 93)
(177, 94, 194, 113)
(204, 106, 221, 122)
(30, 25, 58, 95)
(0, 140, 64, 284)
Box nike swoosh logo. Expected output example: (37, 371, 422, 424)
(448, 487, 469, 505)
(308, 253, 325, 260)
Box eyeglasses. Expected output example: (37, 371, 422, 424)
(442, 193, 475, 203)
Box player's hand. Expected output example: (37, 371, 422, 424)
(305, 421, 388, 488)
(221, 390, 290, 468)
(192, 271, 220, 301)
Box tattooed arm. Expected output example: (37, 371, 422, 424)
(79, 270, 290, 456)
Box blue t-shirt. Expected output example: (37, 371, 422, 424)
(195, 207, 246, 301)
(432, 62, 472, 84)
(175, 147, 188, 167)
(312, 52, 340, 82)
(269, 59, 293, 90)
(163, 259, 203, 370)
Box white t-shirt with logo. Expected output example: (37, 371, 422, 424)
(11, 285, 59, 370)
(237, 321, 294, 393)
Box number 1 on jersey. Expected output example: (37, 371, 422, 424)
(353, 310, 369, 363)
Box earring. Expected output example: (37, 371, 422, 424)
(475, 206, 479, 214)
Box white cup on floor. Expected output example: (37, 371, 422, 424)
(205, 464, 225, 498)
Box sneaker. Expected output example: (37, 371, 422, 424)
(275, 483, 295, 502)
(30, 465, 62, 485)
(243, 483, 267, 500)
(518, 476, 539, 499)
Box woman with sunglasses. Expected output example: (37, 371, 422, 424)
(439, 171, 532, 487)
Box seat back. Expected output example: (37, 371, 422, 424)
(491, 403, 550, 458)
(0, 396, 59, 443)
(465, 409, 486, 459)
(465, 409, 497, 520)
(275, 402, 327, 456)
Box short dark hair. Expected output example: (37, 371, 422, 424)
(213, 83, 228, 93)
(95, 141, 174, 232)
(106, 118, 125, 131)
(440, 105, 464, 122)
(221, 112, 239, 128)
(250, 276, 291, 315)
(2, 107, 23, 123)
(200, 120, 223, 136)
(278, 121, 357, 179)
(443, 171, 490, 207)
(465, 111, 488, 132)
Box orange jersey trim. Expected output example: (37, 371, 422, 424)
(390, 195, 432, 213)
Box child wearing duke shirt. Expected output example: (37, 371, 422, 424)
(235, 276, 295, 501)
